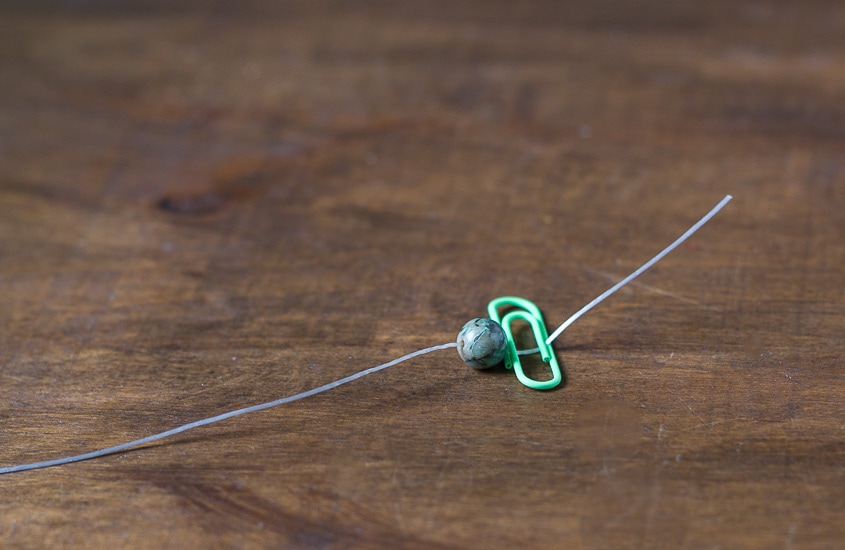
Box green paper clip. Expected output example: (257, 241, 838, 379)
(487, 296, 562, 390)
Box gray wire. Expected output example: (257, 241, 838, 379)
(544, 195, 732, 344)
(513, 195, 732, 356)
(0, 342, 458, 475)
(1, 195, 733, 475)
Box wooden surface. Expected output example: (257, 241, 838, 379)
(1, 1, 843, 548)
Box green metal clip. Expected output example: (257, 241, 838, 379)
(487, 296, 562, 390)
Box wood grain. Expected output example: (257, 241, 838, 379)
(1, 1, 843, 548)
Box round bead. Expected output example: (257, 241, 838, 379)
(456, 318, 507, 369)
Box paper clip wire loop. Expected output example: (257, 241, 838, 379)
(488, 296, 562, 390)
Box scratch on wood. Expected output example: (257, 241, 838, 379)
(584, 267, 722, 311)
(675, 396, 706, 424)
(391, 464, 408, 535)
(674, 418, 746, 433)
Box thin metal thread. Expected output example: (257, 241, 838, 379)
(513, 195, 732, 355)
(0, 195, 732, 475)
(544, 195, 732, 344)
(0, 342, 458, 475)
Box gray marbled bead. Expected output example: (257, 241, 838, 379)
(457, 318, 507, 369)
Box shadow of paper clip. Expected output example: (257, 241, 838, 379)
(487, 296, 562, 390)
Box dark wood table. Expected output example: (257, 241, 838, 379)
(1, 1, 842, 548)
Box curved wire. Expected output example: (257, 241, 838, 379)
(0, 342, 458, 475)
(512, 195, 732, 356)
(544, 195, 732, 344)
(0, 195, 732, 475)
